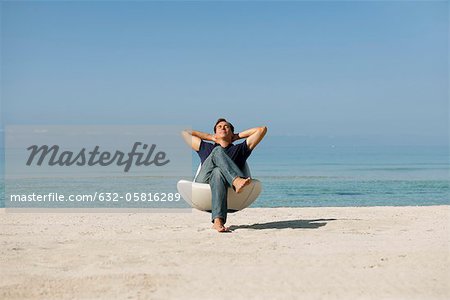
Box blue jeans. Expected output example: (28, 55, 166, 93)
(195, 147, 245, 223)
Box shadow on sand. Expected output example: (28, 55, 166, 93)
(228, 219, 336, 231)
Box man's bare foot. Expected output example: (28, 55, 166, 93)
(232, 177, 251, 193)
(212, 218, 230, 233)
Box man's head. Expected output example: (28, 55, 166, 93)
(213, 118, 234, 142)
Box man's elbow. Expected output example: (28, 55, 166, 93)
(259, 126, 268, 134)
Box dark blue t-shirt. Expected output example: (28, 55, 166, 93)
(197, 140, 252, 170)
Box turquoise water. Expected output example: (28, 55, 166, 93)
(245, 141, 449, 207)
(1, 140, 449, 207)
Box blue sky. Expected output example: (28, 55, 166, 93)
(1, 1, 448, 145)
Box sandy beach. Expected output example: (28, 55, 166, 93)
(0, 206, 449, 299)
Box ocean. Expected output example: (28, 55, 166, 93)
(1, 137, 449, 208)
(247, 142, 449, 207)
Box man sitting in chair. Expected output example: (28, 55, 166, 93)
(182, 118, 267, 232)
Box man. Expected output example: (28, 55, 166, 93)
(182, 118, 267, 232)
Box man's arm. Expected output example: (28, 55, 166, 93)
(181, 130, 215, 151)
(233, 126, 268, 150)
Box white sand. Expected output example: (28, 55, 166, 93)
(0, 206, 449, 299)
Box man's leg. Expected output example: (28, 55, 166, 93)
(209, 167, 229, 225)
(195, 147, 251, 231)
(196, 147, 245, 186)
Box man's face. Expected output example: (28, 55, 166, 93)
(215, 121, 233, 140)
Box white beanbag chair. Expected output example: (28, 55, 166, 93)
(177, 163, 262, 212)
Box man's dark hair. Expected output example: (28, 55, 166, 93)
(214, 118, 234, 133)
